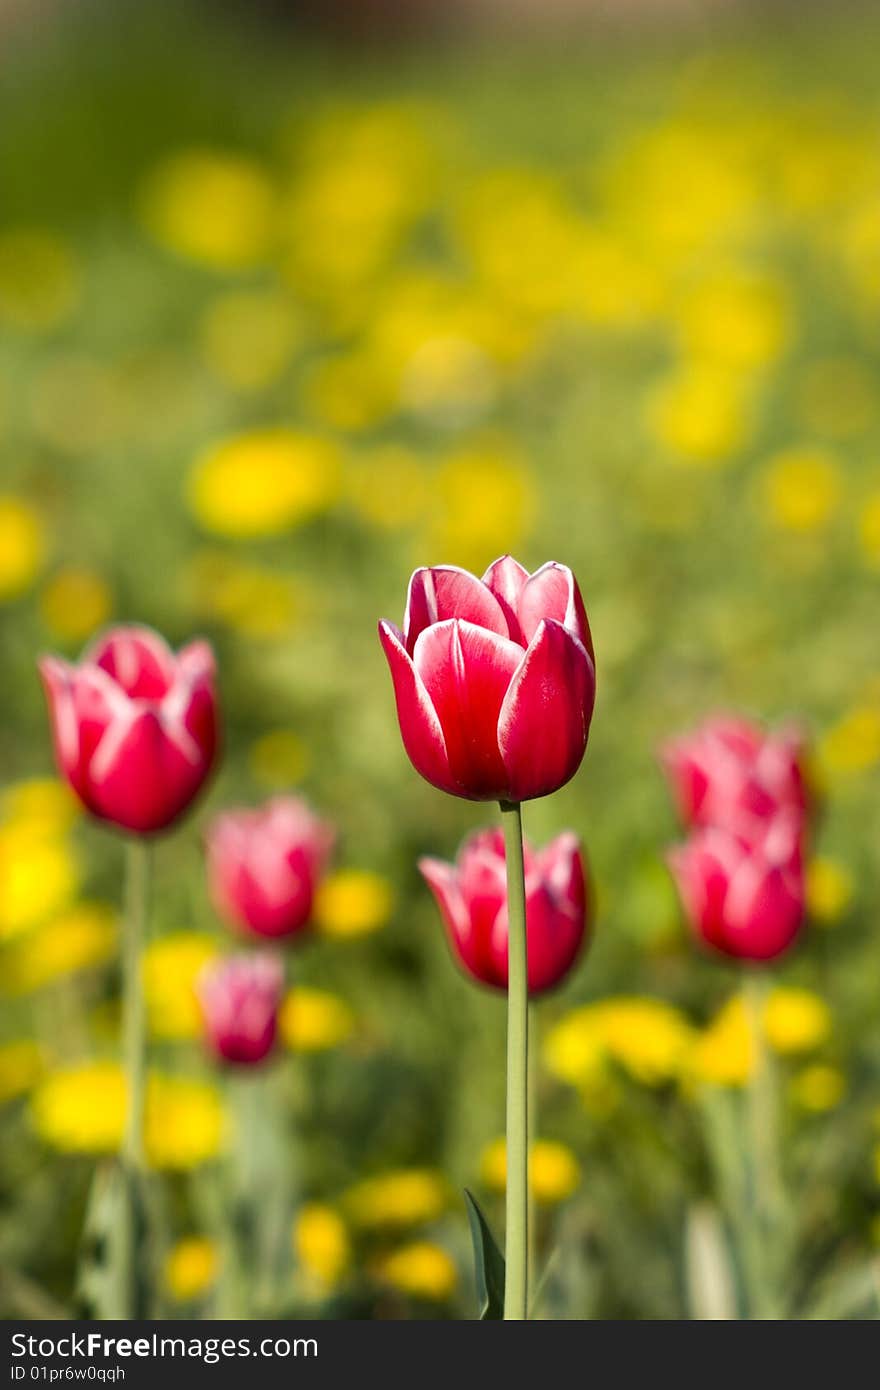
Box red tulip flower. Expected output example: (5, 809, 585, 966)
(197, 953, 284, 1066)
(419, 828, 589, 994)
(38, 625, 218, 836)
(379, 557, 596, 802)
(660, 714, 808, 841)
(205, 797, 334, 941)
(667, 813, 806, 962)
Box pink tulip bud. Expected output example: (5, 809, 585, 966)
(205, 797, 334, 941)
(419, 827, 589, 994)
(667, 813, 806, 962)
(38, 625, 219, 836)
(379, 557, 596, 802)
(660, 714, 809, 840)
(197, 953, 284, 1066)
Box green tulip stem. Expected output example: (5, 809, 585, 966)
(120, 837, 152, 1314)
(743, 970, 783, 1318)
(500, 799, 529, 1320)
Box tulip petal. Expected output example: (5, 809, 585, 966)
(88, 624, 176, 699)
(378, 621, 457, 795)
(490, 880, 585, 995)
(498, 620, 595, 801)
(403, 566, 509, 653)
(420, 855, 502, 986)
(87, 707, 207, 834)
(413, 619, 523, 800)
(518, 562, 593, 658)
(535, 831, 587, 917)
(481, 555, 530, 643)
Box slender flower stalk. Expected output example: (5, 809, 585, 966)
(120, 837, 152, 1316)
(500, 800, 529, 1320)
(743, 972, 783, 1319)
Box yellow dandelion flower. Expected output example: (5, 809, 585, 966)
(760, 447, 841, 532)
(186, 551, 308, 639)
(1, 902, 117, 996)
(860, 494, 880, 569)
(163, 1237, 219, 1302)
(790, 1064, 845, 1114)
(547, 998, 694, 1090)
(646, 364, 753, 466)
(0, 496, 47, 601)
(31, 1063, 226, 1170)
(199, 290, 300, 393)
(248, 729, 309, 788)
(807, 857, 854, 927)
(480, 1137, 581, 1206)
(279, 987, 355, 1053)
(764, 988, 831, 1055)
(1, 778, 80, 835)
(794, 358, 876, 439)
(294, 1203, 351, 1290)
(315, 869, 394, 939)
(188, 429, 341, 538)
(677, 271, 792, 369)
(344, 1169, 449, 1231)
(39, 567, 113, 643)
(302, 351, 397, 433)
(689, 996, 753, 1088)
(139, 150, 276, 270)
(345, 448, 430, 533)
(0, 825, 80, 942)
(374, 1242, 457, 1302)
(0, 229, 80, 331)
(818, 706, 880, 775)
(142, 932, 218, 1041)
(423, 439, 535, 570)
(0, 1041, 45, 1105)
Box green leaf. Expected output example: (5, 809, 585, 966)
(464, 1188, 505, 1320)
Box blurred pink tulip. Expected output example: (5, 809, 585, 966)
(197, 953, 284, 1066)
(379, 557, 595, 802)
(419, 827, 589, 994)
(667, 813, 806, 962)
(39, 625, 218, 835)
(660, 714, 809, 840)
(205, 797, 334, 941)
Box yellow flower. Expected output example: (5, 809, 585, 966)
(689, 996, 753, 1088)
(302, 352, 397, 432)
(1, 778, 80, 835)
(818, 706, 880, 775)
(248, 729, 310, 788)
(345, 447, 430, 532)
(807, 857, 854, 927)
(139, 150, 276, 269)
(39, 567, 113, 641)
(677, 270, 792, 369)
(0, 496, 47, 600)
(794, 358, 876, 439)
(545, 998, 694, 1089)
(163, 1237, 219, 1302)
(374, 1242, 457, 1301)
(790, 1064, 845, 1114)
(344, 1168, 449, 1231)
(294, 1203, 351, 1290)
(188, 429, 341, 538)
(0, 824, 80, 942)
(0, 229, 80, 331)
(860, 493, 880, 569)
(421, 439, 535, 570)
(199, 290, 300, 393)
(279, 987, 355, 1052)
(186, 551, 307, 639)
(760, 447, 841, 532)
(480, 1138, 581, 1206)
(0, 902, 117, 995)
(764, 988, 831, 1055)
(315, 870, 394, 939)
(0, 1041, 45, 1104)
(31, 1063, 227, 1170)
(646, 364, 753, 466)
(142, 933, 218, 1041)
